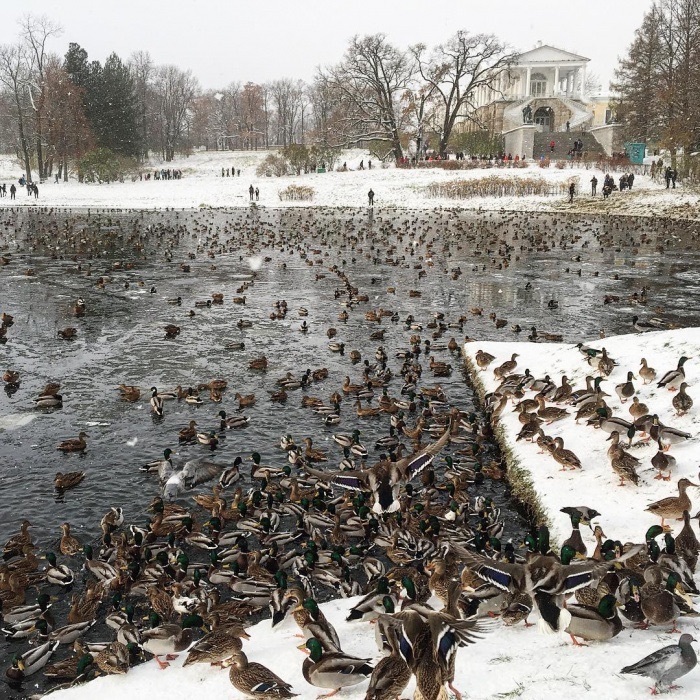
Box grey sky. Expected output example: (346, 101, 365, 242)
(1, 0, 650, 92)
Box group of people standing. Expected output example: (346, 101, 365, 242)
(0, 181, 36, 199)
(589, 172, 635, 198)
(222, 167, 241, 177)
(664, 166, 678, 188)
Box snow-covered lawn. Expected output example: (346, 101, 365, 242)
(1, 149, 694, 216)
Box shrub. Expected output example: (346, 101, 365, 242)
(278, 184, 315, 201)
(78, 148, 138, 184)
(282, 144, 310, 175)
(424, 175, 553, 199)
(555, 160, 566, 169)
(256, 153, 288, 177)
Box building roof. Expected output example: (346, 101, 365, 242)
(516, 44, 590, 65)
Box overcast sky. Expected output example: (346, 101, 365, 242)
(0, 0, 650, 92)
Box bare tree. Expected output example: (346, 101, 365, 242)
(152, 65, 199, 161)
(412, 31, 514, 156)
(19, 14, 62, 179)
(320, 34, 415, 162)
(129, 50, 154, 159)
(0, 43, 33, 181)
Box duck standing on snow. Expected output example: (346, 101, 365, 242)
(657, 356, 690, 392)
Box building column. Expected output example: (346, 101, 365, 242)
(580, 65, 587, 98)
(554, 66, 559, 97)
(566, 72, 572, 97)
(525, 66, 531, 99)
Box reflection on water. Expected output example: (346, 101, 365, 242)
(0, 206, 699, 696)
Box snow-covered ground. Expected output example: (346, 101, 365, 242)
(48, 329, 700, 700)
(1, 149, 694, 216)
(49, 590, 699, 700)
(464, 329, 700, 546)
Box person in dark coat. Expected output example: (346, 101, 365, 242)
(670, 168, 677, 188)
(368, 189, 375, 206)
(33, 183, 39, 199)
(590, 176, 598, 196)
(255, 187, 259, 201)
(10, 184, 16, 200)
(665, 167, 672, 188)
(568, 182, 575, 203)
(249, 184, 254, 201)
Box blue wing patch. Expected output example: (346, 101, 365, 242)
(406, 453, 435, 480)
(477, 564, 512, 591)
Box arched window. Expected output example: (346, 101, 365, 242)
(530, 72, 547, 97)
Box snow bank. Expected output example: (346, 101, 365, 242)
(464, 328, 700, 546)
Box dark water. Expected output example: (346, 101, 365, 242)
(1, 206, 700, 697)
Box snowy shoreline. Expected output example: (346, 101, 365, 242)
(2, 149, 698, 219)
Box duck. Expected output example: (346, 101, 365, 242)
(629, 396, 648, 420)
(150, 387, 165, 416)
(649, 414, 691, 451)
(140, 612, 204, 669)
(672, 383, 693, 416)
(59, 522, 82, 556)
(638, 568, 686, 631)
(179, 420, 198, 442)
(249, 356, 269, 370)
(54, 471, 85, 490)
(563, 594, 623, 645)
(57, 432, 89, 453)
(164, 324, 181, 338)
(607, 432, 640, 486)
(44, 551, 75, 587)
(475, 350, 495, 370)
(118, 384, 141, 402)
(227, 650, 297, 699)
(551, 437, 582, 470)
(651, 440, 676, 481)
(639, 358, 656, 384)
(219, 410, 250, 429)
(58, 327, 78, 340)
(301, 637, 373, 696)
(183, 620, 250, 667)
(5, 640, 59, 681)
(657, 356, 690, 391)
(535, 394, 569, 424)
(615, 371, 636, 403)
(235, 392, 256, 409)
(646, 478, 698, 527)
(288, 593, 342, 652)
(364, 624, 411, 700)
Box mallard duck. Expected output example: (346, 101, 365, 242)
(475, 350, 495, 370)
(94, 640, 132, 675)
(639, 358, 656, 384)
(57, 432, 89, 453)
(629, 396, 648, 419)
(183, 621, 250, 666)
(535, 394, 569, 424)
(646, 478, 698, 526)
(346, 578, 396, 622)
(649, 414, 691, 451)
(5, 641, 58, 681)
(672, 383, 693, 416)
(621, 633, 698, 694)
(140, 612, 204, 669)
(118, 384, 141, 402)
(551, 437, 581, 470)
(364, 624, 411, 700)
(35, 392, 63, 408)
(179, 420, 198, 442)
(54, 471, 85, 490)
(301, 637, 372, 696)
(248, 356, 268, 370)
(59, 522, 82, 556)
(493, 353, 518, 379)
(58, 327, 78, 340)
(82, 545, 118, 583)
(561, 511, 587, 556)
(44, 651, 95, 682)
(615, 371, 636, 403)
(219, 410, 250, 429)
(675, 510, 700, 571)
(305, 421, 452, 514)
(150, 387, 165, 416)
(657, 356, 690, 391)
(304, 438, 328, 462)
(652, 440, 676, 480)
(44, 551, 75, 587)
(227, 650, 298, 699)
(235, 392, 256, 408)
(606, 431, 640, 486)
(288, 594, 342, 652)
(563, 594, 623, 645)
(639, 568, 686, 631)
(164, 324, 181, 338)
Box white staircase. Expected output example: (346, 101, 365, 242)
(556, 96, 593, 131)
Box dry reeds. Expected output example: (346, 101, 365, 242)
(425, 175, 553, 199)
(278, 184, 315, 201)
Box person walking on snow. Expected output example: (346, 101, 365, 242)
(249, 184, 254, 201)
(568, 182, 575, 203)
(255, 187, 259, 201)
(368, 189, 375, 206)
(10, 184, 16, 200)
